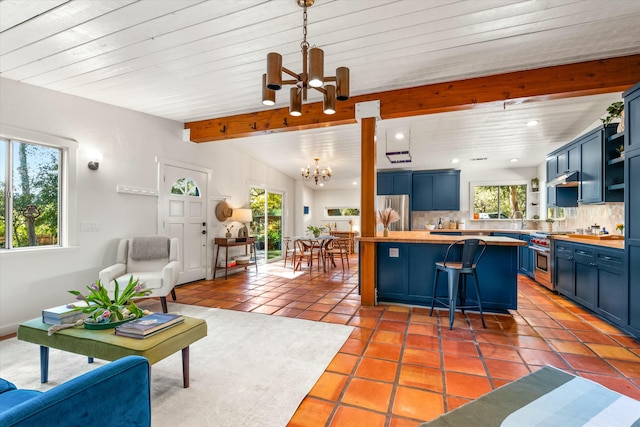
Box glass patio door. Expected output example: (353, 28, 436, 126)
(249, 187, 283, 264)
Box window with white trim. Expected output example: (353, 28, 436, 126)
(1, 138, 62, 249)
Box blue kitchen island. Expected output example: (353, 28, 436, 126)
(359, 231, 526, 311)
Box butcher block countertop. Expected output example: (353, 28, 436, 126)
(357, 231, 526, 246)
(553, 235, 624, 250)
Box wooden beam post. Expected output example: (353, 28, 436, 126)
(360, 116, 377, 306)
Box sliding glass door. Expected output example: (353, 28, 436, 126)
(249, 187, 283, 264)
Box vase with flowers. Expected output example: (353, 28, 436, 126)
(306, 225, 325, 238)
(377, 208, 400, 237)
(616, 223, 624, 235)
(68, 276, 152, 329)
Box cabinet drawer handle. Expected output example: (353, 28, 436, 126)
(568, 256, 573, 260)
(577, 251, 588, 255)
(602, 256, 612, 261)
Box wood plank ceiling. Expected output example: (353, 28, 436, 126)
(2, 0, 640, 188)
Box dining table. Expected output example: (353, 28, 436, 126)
(285, 235, 337, 272)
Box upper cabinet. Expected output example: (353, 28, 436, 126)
(412, 170, 460, 211)
(546, 123, 622, 206)
(547, 142, 579, 180)
(377, 171, 412, 195)
(579, 124, 623, 204)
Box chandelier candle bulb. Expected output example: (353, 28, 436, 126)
(290, 87, 302, 116)
(261, 74, 275, 106)
(308, 47, 324, 87)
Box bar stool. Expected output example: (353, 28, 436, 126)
(430, 238, 488, 329)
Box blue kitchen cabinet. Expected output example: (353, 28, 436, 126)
(412, 170, 460, 211)
(376, 241, 518, 311)
(546, 142, 579, 181)
(554, 241, 575, 297)
(578, 128, 603, 204)
(376, 242, 410, 301)
(519, 235, 533, 278)
(377, 171, 412, 195)
(572, 244, 597, 310)
(624, 82, 640, 338)
(596, 247, 627, 325)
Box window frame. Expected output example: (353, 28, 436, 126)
(469, 180, 528, 221)
(323, 206, 361, 219)
(0, 125, 77, 252)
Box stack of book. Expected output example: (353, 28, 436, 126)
(42, 302, 90, 325)
(115, 313, 184, 339)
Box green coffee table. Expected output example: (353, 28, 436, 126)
(17, 316, 207, 388)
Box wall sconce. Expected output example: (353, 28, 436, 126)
(88, 152, 103, 170)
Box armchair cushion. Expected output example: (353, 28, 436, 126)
(99, 237, 180, 299)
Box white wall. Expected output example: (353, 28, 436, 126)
(0, 78, 295, 334)
(311, 189, 361, 233)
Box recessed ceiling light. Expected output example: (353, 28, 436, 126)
(526, 120, 539, 127)
(451, 158, 460, 164)
(395, 132, 404, 140)
(319, 183, 324, 187)
(510, 158, 519, 162)
(352, 181, 358, 185)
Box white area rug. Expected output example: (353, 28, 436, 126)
(0, 303, 354, 426)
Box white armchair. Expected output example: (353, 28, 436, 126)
(99, 236, 180, 313)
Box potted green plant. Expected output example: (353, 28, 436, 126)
(531, 177, 539, 192)
(601, 101, 623, 125)
(545, 217, 555, 232)
(306, 225, 325, 237)
(68, 276, 151, 328)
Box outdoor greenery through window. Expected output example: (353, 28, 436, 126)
(1, 138, 61, 248)
(473, 184, 527, 220)
(325, 207, 360, 217)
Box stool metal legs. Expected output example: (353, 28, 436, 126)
(430, 267, 486, 330)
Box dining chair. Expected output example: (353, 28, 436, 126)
(282, 237, 296, 268)
(293, 239, 321, 273)
(324, 238, 350, 272)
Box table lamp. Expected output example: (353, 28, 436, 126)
(232, 208, 253, 238)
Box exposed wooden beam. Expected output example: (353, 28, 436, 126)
(185, 54, 640, 142)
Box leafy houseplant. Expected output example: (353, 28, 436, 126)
(601, 101, 623, 125)
(68, 276, 151, 325)
(545, 217, 555, 232)
(531, 178, 539, 192)
(306, 225, 325, 238)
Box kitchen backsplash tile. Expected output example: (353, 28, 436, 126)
(562, 202, 624, 234)
(411, 203, 624, 233)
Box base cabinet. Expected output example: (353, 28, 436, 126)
(554, 240, 627, 327)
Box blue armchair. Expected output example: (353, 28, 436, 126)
(0, 355, 151, 427)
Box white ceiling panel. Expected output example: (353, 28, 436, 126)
(1, 0, 639, 190)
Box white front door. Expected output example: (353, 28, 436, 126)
(160, 164, 208, 284)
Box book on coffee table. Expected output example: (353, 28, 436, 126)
(42, 301, 91, 325)
(115, 313, 184, 338)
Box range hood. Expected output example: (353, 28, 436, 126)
(547, 171, 580, 187)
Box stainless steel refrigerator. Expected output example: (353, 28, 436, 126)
(376, 195, 410, 231)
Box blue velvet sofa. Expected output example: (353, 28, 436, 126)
(0, 355, 151, 427)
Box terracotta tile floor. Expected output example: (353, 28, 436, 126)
(171, 255, 640, 426)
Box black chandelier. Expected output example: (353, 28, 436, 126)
(262, 0, 350, 116)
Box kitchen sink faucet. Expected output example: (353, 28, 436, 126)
(512, 211, 526, 230)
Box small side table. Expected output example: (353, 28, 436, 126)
(213, 237, 258, 279)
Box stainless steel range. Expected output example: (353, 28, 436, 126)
(529, 231, 572, 291)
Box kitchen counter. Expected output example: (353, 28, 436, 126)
(427, 228, 539, 236)
(363, 231, 522, 311)
(359, 230, 526, 246)
(552, 235, 624, 250)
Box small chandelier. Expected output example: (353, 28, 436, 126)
(262, 0, 350, 116)
(302, 158, 332, 185)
